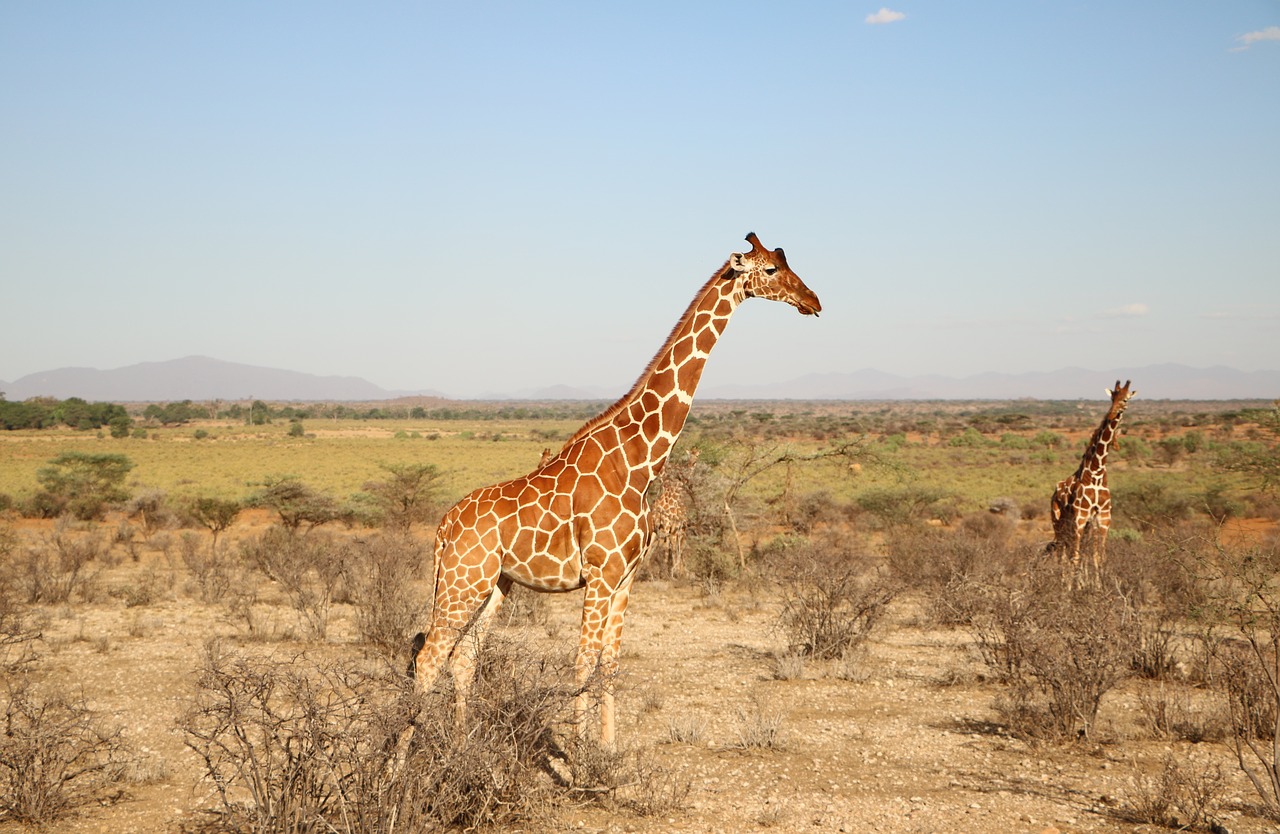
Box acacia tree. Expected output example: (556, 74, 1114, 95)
(190, 496, 242, 551)
(252, 477, 338, 534)
(34, 452, 134, 520)
(1218, 400, 1280, 491)
(362, 462, 445, 531)
(693, 439, 870, 570)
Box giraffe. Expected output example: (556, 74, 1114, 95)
(650, 473, 689, 578)
(1048, 380, 1136, 585)
(407, 233, 820, 747)
(650, 446, 699, 578)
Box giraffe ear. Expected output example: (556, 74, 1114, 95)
(728, 253, 746, 273)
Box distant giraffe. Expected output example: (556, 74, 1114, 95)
(1048, 380, 1136, 585)
(649, 450, 697, 578)
(405, 233, 821, 747)
(648, 479, 686, 578)
(652, 447, 700, 578)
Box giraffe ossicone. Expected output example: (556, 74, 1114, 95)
(408, 233, 820, 747)
(1048, 379, 1136, 586)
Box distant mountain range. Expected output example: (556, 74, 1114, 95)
(0, 356, 445, 403)
(1, 356, 1277, 402)
(704, 365, 1280, 401)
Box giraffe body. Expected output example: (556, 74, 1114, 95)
(409, 233, 820, 745)
(1048, 380, 1135, 585)
(650, 473, 689, 579)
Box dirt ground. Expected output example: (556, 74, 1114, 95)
(5, 515, 1280, 834)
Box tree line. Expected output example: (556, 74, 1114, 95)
(0, 396, 129, 432)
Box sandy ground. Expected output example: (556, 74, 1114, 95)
(5, 535, 1279, 834)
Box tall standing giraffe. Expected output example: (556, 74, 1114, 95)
(408, 233, 820, 746)
(1048, 380, 1136, 584)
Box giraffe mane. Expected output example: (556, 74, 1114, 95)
(558, 260, 734, 451)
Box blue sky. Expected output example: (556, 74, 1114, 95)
(2, 2, 1277, 398)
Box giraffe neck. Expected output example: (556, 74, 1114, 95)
(562, 262, 742, 480)
(1076, 414, 1123, 483)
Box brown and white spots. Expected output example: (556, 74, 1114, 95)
(1048, 380, 1136, 587)
(405, 233, 821, 748)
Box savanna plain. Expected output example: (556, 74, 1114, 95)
(2, 397, 1279, 834)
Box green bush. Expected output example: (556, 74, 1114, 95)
(34, 452, 134, 521)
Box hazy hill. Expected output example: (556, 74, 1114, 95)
(2, 357, 1277, 402)
(0, 356, 436, 402)
(703, 364, 1280, 401)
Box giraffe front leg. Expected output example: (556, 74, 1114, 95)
(574, 553, 634, 745)
(597, 574, 635, 748)
(1092, 500, 1112, 587)
(447, 576, 513, 732)
(574, 585, 608, 743)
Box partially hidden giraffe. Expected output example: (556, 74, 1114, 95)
(649, 449, 697, 579)
(1048, 379, 1136, 584)
(408, 233, 821, 746)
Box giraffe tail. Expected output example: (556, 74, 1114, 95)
(405, 631, 426, 678)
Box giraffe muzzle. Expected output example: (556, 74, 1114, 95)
(794, 290, 822, 317)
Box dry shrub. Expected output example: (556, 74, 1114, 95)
(569, 741, 691, 818)
(181, 636, 585, 833)
(949, 562, 1138, 741)
(125, 488, 180, 539)
(6, 523, 104, 604)
(0, 583, 39, 675)
(775, 538, 898, 661)
(1107, 535, 1208, 681)
(885, 524, 1028, 595)
(1137, 683, 1226, 743)
(346, 533, 429, 657)
(664, 713, 708, 745)
(730, 693, 787, 750)
(240, 527, 351, 639)
(1120, 753, 1230, 831)
(182, 535, 245, 604)
(0, 676, 136, 824)
(1190, 540, 1280, 819)
(1215, 637, 1280, 755)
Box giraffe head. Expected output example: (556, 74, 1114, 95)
(1105, 379, 1136, 418)
(728, 232, 822, 316)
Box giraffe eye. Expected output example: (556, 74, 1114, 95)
(765, 267, 778, 275)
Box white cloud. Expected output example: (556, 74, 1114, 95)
(865, 7, 906, 25)
(1231, 25, 1280, 51)
(1100, 303, 1149, 319)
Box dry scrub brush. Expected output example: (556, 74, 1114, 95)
(345, 533, 430, 657)
(0, 534, 137, 824)
(943, 561, 1138, 741)
(179, 635, 678, 833)
(1192, 539, 1280, 820)
(1119, 753, 1231, 832)
(1, 519, 105, 605)
(0, 683, 131, 823)
(772, 536, 898, 663)
(0, 675, 137, 824)
(240, 526, 351, 640)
